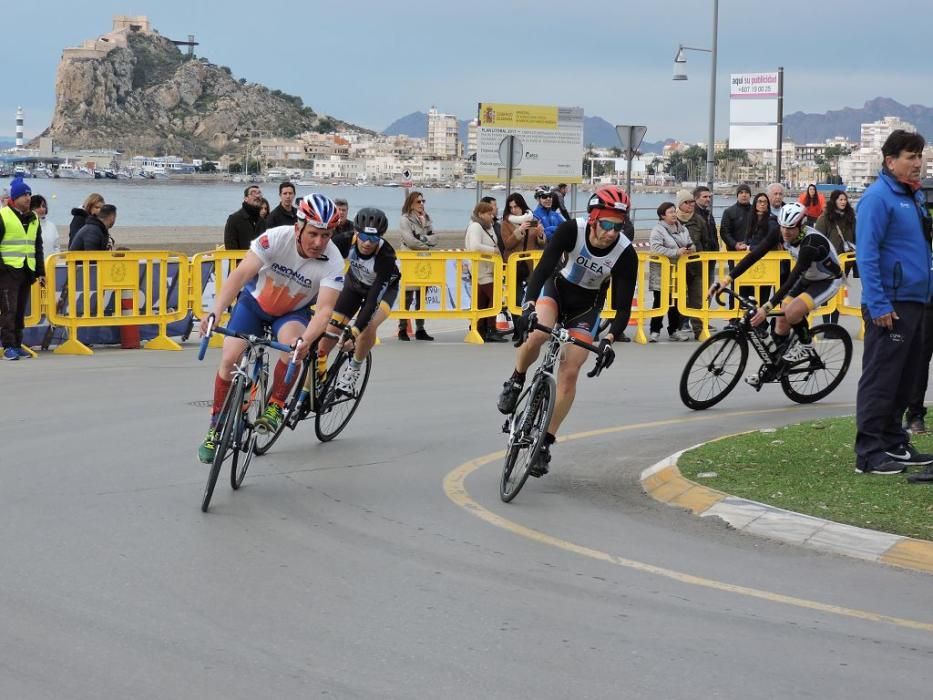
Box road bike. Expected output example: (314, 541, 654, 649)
(197, 315, 299, 512)
(500, 316, 609, 503)
(252, 326, 372, 454)
(679, 288, 853, 410)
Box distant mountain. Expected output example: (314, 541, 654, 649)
(383, 111, 670, 152)
(784, 97, 933, 143)
(382, 111, 472, 144)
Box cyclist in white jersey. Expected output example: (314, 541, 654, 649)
(197, 194, 344, 463)
(709, 201, 843, 385)
(496, 185, 637, 477)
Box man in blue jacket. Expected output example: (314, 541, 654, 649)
(855, 130, 933, 477)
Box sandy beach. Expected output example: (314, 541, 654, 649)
(111, 226, 650, 257)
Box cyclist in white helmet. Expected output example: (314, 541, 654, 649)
(709, 201, 843, 384)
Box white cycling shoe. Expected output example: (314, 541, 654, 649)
(782, 343, 815, 364)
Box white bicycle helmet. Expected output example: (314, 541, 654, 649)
(777, 202, 806, 228)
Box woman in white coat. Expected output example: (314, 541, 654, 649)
(464, 200, 507, 342)
(648, 202, 695, 342)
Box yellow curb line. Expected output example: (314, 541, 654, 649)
(443, 407, 933, 632)
(643, 449, 933, 576)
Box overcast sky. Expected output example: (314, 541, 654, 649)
(7, 0, 929, 142)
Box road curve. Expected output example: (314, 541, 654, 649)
(2, 333, 930, 699)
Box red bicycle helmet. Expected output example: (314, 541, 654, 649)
(587, 185, 630, 217)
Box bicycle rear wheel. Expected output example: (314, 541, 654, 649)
(314, 351, 372, 442)
(500, 375, 555, 503)
(202, 377, 244, 512)
(253, 358, 309, 456)
(780, 324, 852, 403)
(679, 330, 749, 410)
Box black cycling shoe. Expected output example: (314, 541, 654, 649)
(529, 444, 551, 478)
(497, 378, 523, 414)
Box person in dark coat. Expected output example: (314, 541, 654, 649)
(69, 205, 117, 251)
(265, 181, 297, 228)
(68, 192, 104, 247)
(719, 184, 753, 252)
(224, 185, 266, 250)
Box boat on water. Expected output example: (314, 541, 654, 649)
(383, 182, 401, 188)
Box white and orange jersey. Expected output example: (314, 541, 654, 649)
(245, 226, 344, 316)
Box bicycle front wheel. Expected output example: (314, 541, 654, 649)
(202, 377, 244, 512)
(253, 358, 309, 457)
(231, 355, 268, 490)
(314, 351, 372, 442)
(679, 330, 749, 410)
(780, 324, 852, 403)
(500, 375, 555, 503)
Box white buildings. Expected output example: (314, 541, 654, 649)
(426, 106, 460, 159)
(838, 115, 917, 189)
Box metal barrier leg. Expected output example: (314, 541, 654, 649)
(145, 321, 183, 351)
(464, 312, 484, 344)
(54, 323, 93, 355)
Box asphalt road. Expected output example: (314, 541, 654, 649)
(2, 324, 931, 699)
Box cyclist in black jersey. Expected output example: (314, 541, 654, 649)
(496, 185, 637, 476)
(320, 207, 401, 394)
(709, 201, 844, 385)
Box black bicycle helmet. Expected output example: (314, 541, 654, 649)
(354, 207, 389, 236)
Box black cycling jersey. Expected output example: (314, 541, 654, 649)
(334, 236, 401, 331)
(524, 219, 638, 339)
(730, 226, 842, 307)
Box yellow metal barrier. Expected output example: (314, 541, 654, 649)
(190, 249, 248, 348)
(47, 250, 190, 355)
(395, 250, 503, 344)
(502, 249, 671, 344)
(676, 251, 842, 338)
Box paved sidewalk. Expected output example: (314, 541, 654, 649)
(641, 448, 933, 575)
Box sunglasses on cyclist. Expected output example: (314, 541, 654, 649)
(356, 231, 381, 243)
(597, 219, 626, 233)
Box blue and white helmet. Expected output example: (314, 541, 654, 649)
(297, 193, 339, 229)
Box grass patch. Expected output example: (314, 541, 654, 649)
(677, 416, 933, 541)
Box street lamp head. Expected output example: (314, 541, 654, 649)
(672, 46, 687, 81)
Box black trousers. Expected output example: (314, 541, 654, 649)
(397, 289, 425, 332)
(855, 302, 925, 463)
(0, 266, 30, 348)
(905, 303, 933, 421)
(650, 289, 681, 334)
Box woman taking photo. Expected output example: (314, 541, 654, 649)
(648, 202, 694, 342)
(815, 189, 856, 323)
(397, 191, 436, 341)
(464, 200, 507, 342)
(501, 193, 545, 306)
(798, 184, 825, 226)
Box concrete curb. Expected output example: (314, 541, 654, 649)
(640, 447, 933, 576)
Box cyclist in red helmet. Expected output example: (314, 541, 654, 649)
(496, 185, 638, 477)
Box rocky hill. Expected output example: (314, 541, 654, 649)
(41, 27, 369, 156)
(784, 97, 933, 143)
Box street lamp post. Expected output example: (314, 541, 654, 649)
(672, 0, 719, 193)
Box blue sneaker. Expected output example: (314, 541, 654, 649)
(3, 347, 19, 361)
(16, 347, 30, 358)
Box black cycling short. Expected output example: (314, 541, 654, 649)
(537, 275, 602, 340)
(333, 281, 399, 322)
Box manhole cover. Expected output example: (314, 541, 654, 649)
(188, 400, 213, 408)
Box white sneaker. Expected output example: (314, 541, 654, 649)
(674, 329, 694, 342)
(782, 343, 814, 364)
(336, 364, 360, 394)
(744, 373, 762, 388)
(649, 331, 660, 343)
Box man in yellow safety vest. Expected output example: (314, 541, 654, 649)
(0, 177, 45, 359)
